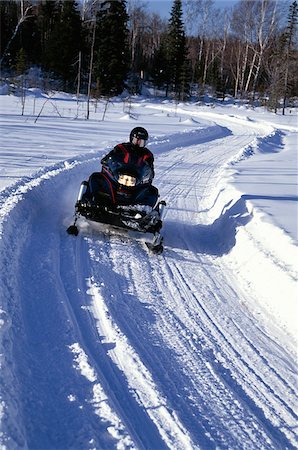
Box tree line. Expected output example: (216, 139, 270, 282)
(1, 0, 297, 112)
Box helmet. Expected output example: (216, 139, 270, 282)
(129, 127, 149, 148)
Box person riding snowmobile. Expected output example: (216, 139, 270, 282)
(88, 127, 159, 207)
(67, 127, 166, 252)
(102, 126, 155, 175)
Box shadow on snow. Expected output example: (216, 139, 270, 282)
(164, 195, 253, 256)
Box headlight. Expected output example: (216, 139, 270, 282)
(118, 174, 136, 187)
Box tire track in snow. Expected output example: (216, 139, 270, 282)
(102, 233, 294, 448)
(0, 123, 229, 449)
(150, 118, 297, 446)
(160, 255, 297, 445)
(63, 229, 196, 450)
(97, 116, 296, 446)
(151, 257, 277, 447)
(59, 234, 144, 449)
(0, 163, 154, 449)
(83, 235, 196, 450)
(0, 114, 296, 449)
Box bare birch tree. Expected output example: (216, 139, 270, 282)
(251, 0, 278, 100)
(185, 0, 231, 95)
(232, 0, 279, 100)
(185, 0, 213, 65)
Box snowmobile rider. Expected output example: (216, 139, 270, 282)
(88, 127, 159, 207)
(101, 127, 155, 176)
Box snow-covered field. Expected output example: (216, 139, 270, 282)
(0, 89, 297, 449)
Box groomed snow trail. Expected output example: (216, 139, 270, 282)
(0, 111, 296, 449)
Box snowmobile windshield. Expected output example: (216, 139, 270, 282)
(102, 154, 153, 187)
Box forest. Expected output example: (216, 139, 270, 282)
(1, 0, 297, 113)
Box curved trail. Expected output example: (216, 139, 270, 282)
(0, 111, 296, 449)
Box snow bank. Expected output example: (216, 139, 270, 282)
(157, 101, 297, 344)
(206, 182, 297, 342)
(202, 148, 297, 344)
(0, 84, 9, 95)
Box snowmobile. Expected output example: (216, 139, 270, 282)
(67, 152, 166, 254)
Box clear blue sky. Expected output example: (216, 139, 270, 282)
(146, 0, 239, 19)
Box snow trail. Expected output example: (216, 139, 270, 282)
(0, 105, 297, 449)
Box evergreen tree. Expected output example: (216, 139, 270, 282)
(18, 6, 41, 67)
(40, 0, 82, 91)
(1, 1, 40, 69)
(0, 1, 19, 66)
(15, 47, 28, 115)
(93, 0, 129, 97)
(286, 1, 298, 46)
(152, 36, 171, 91)
(266, 1, 297, 112)
(282, 0, 298, 113)
(38, 0, 60, 55)
(266, 33, 287, 112)
(15, 47, 28, 75)
(166, 0, 189, 99)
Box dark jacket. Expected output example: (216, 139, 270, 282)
(101, 142, 155, 177)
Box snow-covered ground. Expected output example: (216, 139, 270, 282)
(0, 89, 297, 449)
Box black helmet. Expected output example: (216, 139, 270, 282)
(129, 127, 149, 148)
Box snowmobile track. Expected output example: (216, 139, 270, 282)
(0, 111, 297, 449)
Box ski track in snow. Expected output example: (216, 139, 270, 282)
(0, 106, 297, 449)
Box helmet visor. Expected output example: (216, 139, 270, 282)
(132, 136, 147, 147)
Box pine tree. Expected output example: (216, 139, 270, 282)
(15, 47, 28, 115)
(0, 1, 19, 66)
(0, 1, 40, 69)
(166, 0, 189, 99)
(93, 0, 129, 97)
(40, 0, 82, 91)
(15, 47, 27, 75)
(152, 36, 171, 91)
(282, 0, 298, 114)
(18, 6, 41, 67)
(266, 1, 297, 113)
(38, 0, 60, 53)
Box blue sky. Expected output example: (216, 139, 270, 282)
(146, 0, 239, 19)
